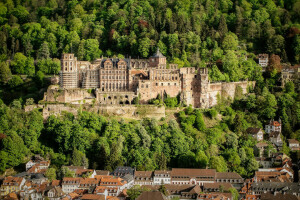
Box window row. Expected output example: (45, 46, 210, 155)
(101, 76, 126, 80)
(155, 82, 177, 86)
(101, 70, 126, 74)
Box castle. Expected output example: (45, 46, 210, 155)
(55, 49, 253, 108)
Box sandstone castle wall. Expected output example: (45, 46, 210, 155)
(52, 50, 254, 109)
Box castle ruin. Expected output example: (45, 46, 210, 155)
(44, 49, 253, 108)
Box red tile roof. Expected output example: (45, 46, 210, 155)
(2, 177, 24, 186)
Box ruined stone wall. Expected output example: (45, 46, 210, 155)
(138, 80, 181, 103)
(41, 104, 165, 120)
(96, 91, 137, 105)
(43, 85, 95, 103)
(207, 81, 255, 107)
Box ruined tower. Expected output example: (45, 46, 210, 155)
(60, 53, 79, 88)
(198, 68, 209, 108)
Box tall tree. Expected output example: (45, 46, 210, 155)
(0, 61, 11, 83)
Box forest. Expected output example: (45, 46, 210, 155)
(0, 0, 299, 178)
(0, 0, 299, 103)
(0, 80, 299, 178)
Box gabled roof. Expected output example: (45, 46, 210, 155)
(95, 170, 110, 176)
(136, 191, 168, 200)
(112, 166, 135, 176)
(288, 139, 299, 144)
(246, 127, 262, 135)
(216, 172, 242, 179)
(171, 168, 216, 177)
(203, 182, 233, 191)
(81, 194, 105, 200)
(269, 131, 281, 138)
(260, 192, 298, 200)
(135, 171, 153, 178)
(3, 177, 24, 186)
(154, 170, 171, 175)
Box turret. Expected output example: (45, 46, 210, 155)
(149, 48, 166, 68)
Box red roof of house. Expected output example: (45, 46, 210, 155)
(3, 177, 24, 186)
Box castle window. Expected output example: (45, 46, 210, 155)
(146, 84, 148, 88)
(65, 62, 67, 66)
(65, 56, 67, 59)
(175, 77, 178, 80)
(141, 84, 144, 88)
(168, 83, 170, 86)
(156, 83, 158, 86)
(161, 83, 163, 86)
(70, 55, 72, 59)
(175, 83, 177, 86)
(70, 67, 72, 71)
(65, 67, 67, 71)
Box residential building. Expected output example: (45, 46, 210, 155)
(202, 182, 233, 192)
(153, 170, 171, 185)
(170, 168, 216, 185)
(260, 192, 298, 200)
(288, 139, 300, 151)
(269, 131, 282, 146)
(246, 128, 264, 141)
(256, 157, 273, 168)
(250, 182, 300, 197)
(215, 172, 244, 189)
(121, 174, 134, 189)
(134, 171, 153, 185)
(111, 166, 135, 177)
(258, 54, 269, 70)
(0, 176, 26, 197)
(254, 171, 292, 182)
(44, 186, 65, 200)
(26, 155, 50, 174)
(280, 65, 300, 87)
(254, 142, 269, 157)
(265, 119, 281, 134)
(61, 178, 81, 193)
(197, 192, 233, 200)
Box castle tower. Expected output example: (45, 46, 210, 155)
(59, 53, 79, 88)
(149, 48, 166, 68)
(198, 68, 209, 108)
